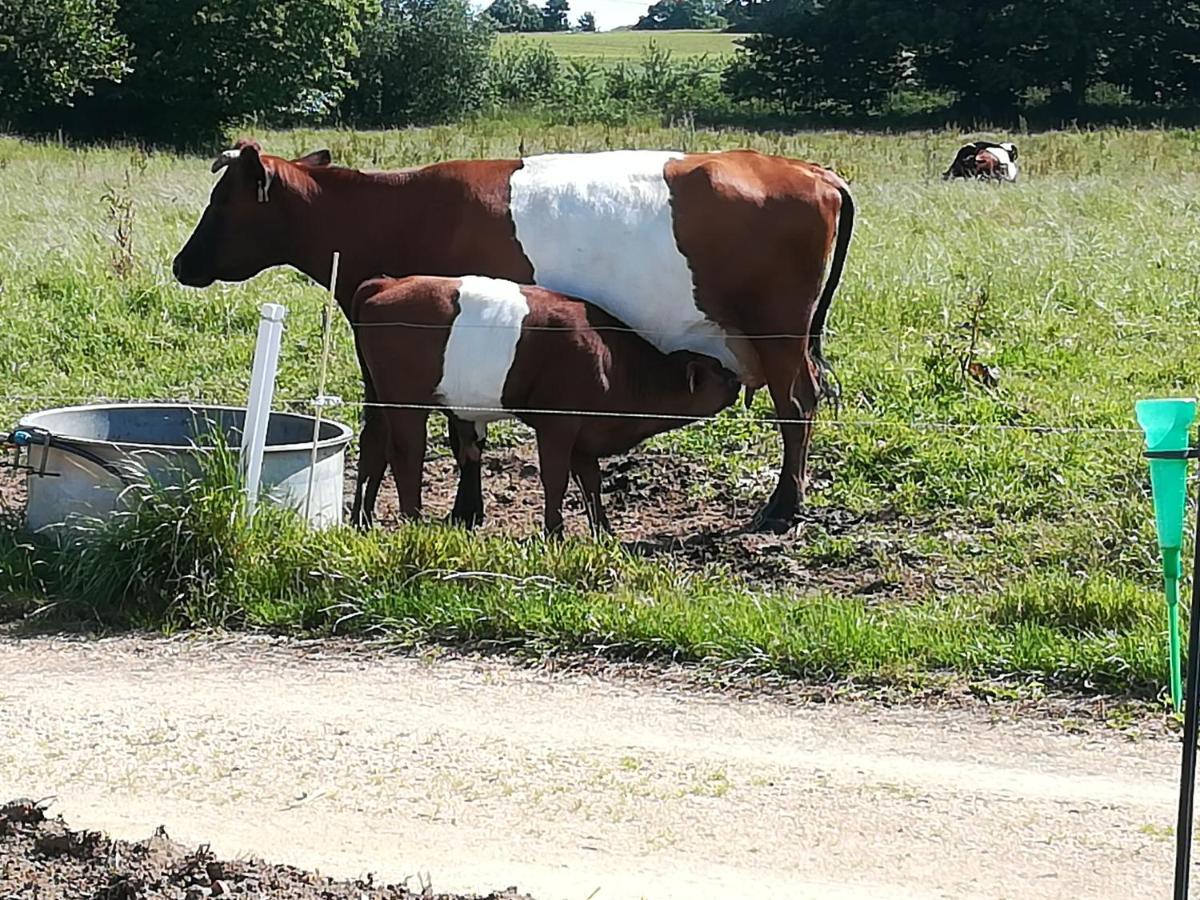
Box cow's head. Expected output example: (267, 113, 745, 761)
(172, 139, 332, 287)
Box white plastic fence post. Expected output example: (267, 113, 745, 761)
(242, 302, 287, 519)
(304, 251, 340, 524)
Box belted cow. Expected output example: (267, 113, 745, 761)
(353, 274, 742, 537)
(172, 141, 855, 532)
(943, 141, 1019, 182)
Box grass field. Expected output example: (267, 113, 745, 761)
(496, 29, 742, 64)
(2, 123, 1199, 699)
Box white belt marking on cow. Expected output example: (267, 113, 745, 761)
(435, 275, 527, 439)
(509, 150, 741, 375)
(981, 146, 1018, 181)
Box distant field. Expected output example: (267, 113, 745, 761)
(495, 29, 743, 63)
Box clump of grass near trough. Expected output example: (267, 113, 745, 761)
(0, 464, 1170, 698)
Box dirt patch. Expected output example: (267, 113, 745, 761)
(0, 797, 530, 900)
(0, 469, 22, 517)
(365, 442, 952, 594)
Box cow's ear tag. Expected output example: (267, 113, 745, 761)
(257, 170, 273, 203)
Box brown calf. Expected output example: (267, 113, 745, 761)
(352, 275, 741, 536)
(172, 141, 854, 533)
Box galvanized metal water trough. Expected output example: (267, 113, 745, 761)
(12, 403, 353, 532)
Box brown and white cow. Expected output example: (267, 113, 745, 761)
(943, 140, 1019, 182)
(353, 274, 741, 536)
(172, 141, 855, 532)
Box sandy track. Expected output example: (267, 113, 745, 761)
(0, 635, 1186, 899)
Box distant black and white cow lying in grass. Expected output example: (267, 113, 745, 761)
(352, 274, 742, 537)
(943, 141, 1019, 182)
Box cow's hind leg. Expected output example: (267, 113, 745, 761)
(752, 347, 820, 533)
(350, 384, 389, 530)
(447, 414, 486, 529)
(571, 453, 611, 538)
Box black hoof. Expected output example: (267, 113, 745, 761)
(751, 515, 794, 535)
(449, 510, 484, 530)
(750, 495, 799, 534)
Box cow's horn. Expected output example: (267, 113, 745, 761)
(211, 149, 241, 173)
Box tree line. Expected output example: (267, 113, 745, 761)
(727, 0, 1200, 118)
(1, 0, 1196, 146)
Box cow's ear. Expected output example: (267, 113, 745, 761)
(238, 142, 266, 180)
(294, 149, 332, 168)
(234, 143, 274, 202)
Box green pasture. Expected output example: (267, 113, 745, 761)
(2, 123, 1199, 699)
(496, 29, 742, 65)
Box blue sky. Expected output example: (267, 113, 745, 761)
(471, 0, 648, 31)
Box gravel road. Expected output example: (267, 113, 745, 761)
(0, 634, 1186, 899)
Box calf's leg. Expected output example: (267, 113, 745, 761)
(350, 359, 388, 530)
(382, 408, 429, 520)
(533, 418, 581, 538)
(447, 414, 486, 529)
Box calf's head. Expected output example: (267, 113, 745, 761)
(674, 352, 742, 416)
(172, 140, 331, 287)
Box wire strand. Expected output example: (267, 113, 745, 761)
(0, 394, 1144, 436)
(324, 314, 1200, 346)
(276, 397, 1143, 435)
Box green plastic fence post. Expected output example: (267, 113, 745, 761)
(1136, 398, 1196, 712)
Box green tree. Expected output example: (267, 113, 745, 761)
(484, 0, 543, 31)
(542, 0, 571, 31)
(577, 11, 597, 31)
(723, 0, 906, 112)
(635, 0, 726, 30)
(1109, 0, 1200, 106)
(0, 0, 128, 122)
(344, 0, 494, 125)
(722, 0, 776, 32)
(79, 0, 374, 142)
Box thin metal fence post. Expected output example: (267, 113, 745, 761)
(1176, 468, 1200, 899)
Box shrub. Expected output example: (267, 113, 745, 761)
(0, 0, 128, 124)
(344, 0, 495, 127)
(490, 39, 562, 105)
(70, 0, 376, 144)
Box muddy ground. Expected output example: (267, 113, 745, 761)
(0, 798, 530, 900)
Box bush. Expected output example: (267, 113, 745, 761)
(0, 0, 128, 124)
(66, 0, 376, 144)
(344, 0, 495, 127)
(490, 39, 562, 105)
(489, 40, 729, 125)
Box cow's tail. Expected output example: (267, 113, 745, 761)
(809, 184, 855, 407)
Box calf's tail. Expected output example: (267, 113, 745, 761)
(808, 184, 855, 407)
